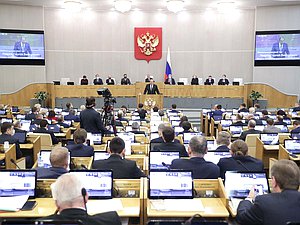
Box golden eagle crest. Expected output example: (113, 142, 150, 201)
(137, 32, 160, 56)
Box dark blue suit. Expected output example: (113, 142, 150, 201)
(35, 167, 68, 179)
(217, 155, 264, 179)
(64, 114, 80, 122)
(150, 137, 180, 144)
(215, 145, 230, 152)
(66, 143, 94, 157)
(14, 41, 32, 56)
(291, 127, 300, 133)
(33, 127, 59, 145)
(237, 190, 300, 225)
(153, 142, 188, 157)
(0, 134, 22, 159)
(170, 157, 220, 179)
(80, 108, 111, 134)
(272, 42, 290, 57)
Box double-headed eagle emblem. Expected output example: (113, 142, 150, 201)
(137, 32, 160, 56)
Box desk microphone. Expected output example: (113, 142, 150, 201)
(161, 162, 170, 169)
(81, 164, 88, 170)
(10, 159, 21, 169)
(182, 214, 202, 225)
(81, 188, 87, 212)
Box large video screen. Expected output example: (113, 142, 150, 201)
(255, 30, 300, 66)
(0, 29, 45, 65)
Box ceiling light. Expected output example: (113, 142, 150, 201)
(114, 0, 132, 13)
(167, 0, 185, 13)
(217, 1, 236, 14)
(63, 1, 82, 13)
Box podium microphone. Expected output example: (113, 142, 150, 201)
(10, 159, 21, 169)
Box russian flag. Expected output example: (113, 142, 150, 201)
(164, 47, 172, 81)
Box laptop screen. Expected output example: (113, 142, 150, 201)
(20, 120, 31, 132)
(274, 125, 288, 133)
(39, 150, 71, 170)
(0, 170, 36, 198)
(220, 120, 233, 128)
(149, 170, 193, 199)
(183, 132, 202, 144)
(260, 133, 279, 145)
(284, 139, 300, 154)
(225, 171, 270, 199)
(229, 126, 244, 135)
(117, 132, 135, 143)
(70, 170, 113, 199)
(1, 118, 13, 123)
(13, 132, 27, 144)
(207, 140, 216, 151)
(16, 114, 26, 120)
(93, 151, 110, 161)
(204, 151, 231, 164)
(0, 110, 6, 115)
(91, 133, 102, 145)
(149, 151, 180, 170)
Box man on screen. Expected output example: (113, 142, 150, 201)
(271, 36, 290, 58)
(14, 37, 32, 57)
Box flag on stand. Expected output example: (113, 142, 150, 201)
(164, 47, 172, 81)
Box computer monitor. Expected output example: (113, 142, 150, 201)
(117, 132, 135, 143)
(255, 125, 265, 132)
(2, 220, 84, 225)
(70, 170, 113, 199)
(0, 170, 37, 198)
(274, 125, 288, 133)
(38, 150, 70, 169)
(148, 170, 193, 199)
(220, 119, 233, 128)
(284, 139, 300, 154)
(260, 133, 279, 145)
(1, 118, 13, 123)
(20, 120, 31, 132)
(149, 151, 180, 170)
(183, 132, 202, 144)
(11, 106, 18, 113)
(207, 140, 217, 151)
(229, 125, 244, 135)
(131, 116, 140, 121)
(16, 114, 26, 120)
(169, 116, 180, 121)
(91, 133, 102, 145)
(54, 108, 63, 114)
(0, 109, 6, 115)
(93, 151, 110, 161)
(171, 120, 180, 127)
(204, 151, 231, 164)
(13, 132, 27, 144)
(225, 171, 270, 199)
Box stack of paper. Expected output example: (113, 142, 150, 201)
(0, 195, 29, 211)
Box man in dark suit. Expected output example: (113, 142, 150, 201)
(271, 36, 290, 58)
(152, 126, 188, 157)
(215, 131, 231, 152)
(218, 74, 229, 85)
(64, 109, 80, 122)
(236, 159, 300, 225)
(150, 123, 180, 144)
(262, 118, 281, 133)
(210, 104, 223, 120)
(80, 75, 88, 85)
(170, 136, 220, 179)
(191, 75, 199, 85)
(25, 106, 38, 121)
(131, 122, 146, 135)
(164, 75, 176, 85)
(33, 119, 59, 145)
(204, 75, 214, 85)
(92, 137, 145, 179)
(14, 37, 32, 57)
(66, 129, 94, 157)
(217, 140, 263, 179)
(42, 173, 121, 225)
(169, 104, 179, 113)
(291, 120, 300, 133)
(80, 97, 111, 134)
(35, 147, 69, 179)
(93, 74, 103, 85)
(106, 75, 115, 85)
(292, 102, 300, 112)
(144, 78, 160, 94)
(239, 120, 261, 141)
(136, 103, 147, 120)
(238, 103, 249, 113)
(120, 74, 131, 85)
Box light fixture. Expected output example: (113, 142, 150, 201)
(216, 1, 236, 14)
(114, 0, 132, 13)
(166, 0, 185, 13)
(63, 1, 82, 13)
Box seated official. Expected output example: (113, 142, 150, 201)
(80, 75, 89, 85)
(151, 123, 180, 144)
(291, 120, 300, 133)
(32, 113, 44, 125)
(262, 118, 281, 133)
(204, 75, 215, 85)
(136, 103, 147, 120)
(64, 109, 80, 122)
(215, 131, 231, 152)
(210, 104, 223, 119)
(152, 126, 188, 157)
(239, 119, 261, 141)
(131, 122, 146, 135)
(217, 140, 263, 179)
(57, 115, 70, 128)
(92, 137, 145, 179)
(260, 109, 269, 121)
(106, 75, 115, 85)
(169, 104, 179, 113)
(178, 121, 193, 135)
(238, 103, 249, 113)
(63, 102, 73, 112)
(236, 159, 300, 225)
(179, 115, 188, 127)
(164, 74, 176, 85)
(218, 74, 230, 85)
(48, 110, 57, 122)
(93, 74, 103, 85)
(170, 136, 220, 179)
(274, 115, 288, 126)
(233, 113, 247, 126)
(25, 106, 38, 121)
(35, 147, 69, 179)
(116, 110, 129, 123)
(33, 119, 59, 145)
(42, 173, 121, 225)
(191, 75, 199, 85)
(144, 78, 160, 94)
(13, 120, 27, 133)
(292, 102, 300, 112)
(66, 129, 94, 157)
(120, 73, 131, 85)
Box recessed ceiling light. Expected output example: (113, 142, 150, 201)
(114, 0, 132, 13)
(63, 1, 82, 13)
(166, 0, 185, 13)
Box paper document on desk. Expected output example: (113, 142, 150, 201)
(0, 195, 29, 211)
(150, 199, 204, 211)
(87, 199, 123, 214)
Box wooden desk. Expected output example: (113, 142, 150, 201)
(20, 136, 41, 163)
(256, 138, 279, 169)
(0, 144, 16, 169)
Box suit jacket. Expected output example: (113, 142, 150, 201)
(272, 42, 290, 57)
(150, 137, 180, 144)
(92, 154, 145, 179)
(292, 106, 300, 112)
(106, 78, 115, 85)
(137, 108, 147, 119)
(121, 78, 131, 85)
(25, 113, 36, 121)
(164, 78, 176, 85)
(35, 167, 68, 179)
(233, 121, 247, 126)
(218, 78, 229, 85)
(42, 208, 121, 225)
(239, 129, 261, 141)
(64, 114, 80, 122)
(191, 78, 199, 85)
(237, 190, 300, 225)
(93, 78, 103, 85)
(204, 78, 214, 85)
(0, 134, 22, 159)
(144, 84, 160, 94)
(14, 41, 32, 56)
(80, 78, 88, 85)
(217, 155, 264, 179)
(238, 108, 249, 113)
(291, 127, 300, 133)
(33, 127, 59, 145)
(170, 157, 220, 179)
(80, 108, 110, 134)
(153, 142, 188, 157)
(66, 143, 94, 157)
(262, 126, 281, 134)
(215, 145, 230, 152)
